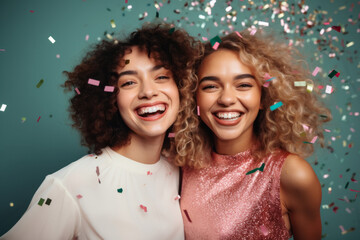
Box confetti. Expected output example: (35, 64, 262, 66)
(246, 163, 265, 175)
(294, 81, 306, 87)
(312, 67, 320, 76)
(270, 102, 283, 111)
(48, 36, 55, 44)
(104, 86, 115, 92)
(235, 31, 242, 38)
(263, 82, 270, 88)
(139, 204, 147, 212)
(76, 194, 83, 199)
(346, 42, 354, 48)
(168, 132, 175, 138)
(174, 195, 181, 200)
(45, 198, 52, 205)
(85, 34, 89, 41)
(147, 171, 152, 175)
(117, 188, 123, 193)
(258, 21, 269, 26)
(310, 136, 318, 143)
(260, 225, 269, 236)
(37, 116, 41, 122)
(88, 78, 100, 86)
(75, 88, 81, 95)
(38, 198, 45, 206)
(0, 104, 7, 112)
(212, 41, 220, 50)
(197, 106, 200, 116)
(9, 202, 14, 207)
(210, 36, 221, 49)
(110, 19, 116, 28)
(250, 29, 257, 35)
(306, 84, 314, 92)
(96, 166, 100, 176)
(36, 79, 44, 88)
(325, 85, 333, 94)
(21, 117, 26, 123)
(169, 28, 175, 35)
(328, 70, 338, 78)
(350, 189, 360, 192)
(331, 26, 341, 32)
(265, 77, 275, 82)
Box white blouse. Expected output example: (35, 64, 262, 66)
(1, 147, 184, 240)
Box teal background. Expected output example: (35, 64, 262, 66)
(0, 0, 359, 239)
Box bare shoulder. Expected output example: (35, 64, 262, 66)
(280, 154, 321, 211)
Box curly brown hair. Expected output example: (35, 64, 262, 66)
(63, 23, 202, 155)
(174, 30, 332, 168)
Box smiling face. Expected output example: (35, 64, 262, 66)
(116, 46, 180, 140)
(197, 49, 262, 154)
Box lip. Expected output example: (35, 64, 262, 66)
(135, 102, 168, 121)
(212, 110, 243, 126)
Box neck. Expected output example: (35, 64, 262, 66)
(214, 130, 257, 155)
(112, 133, 165, 164)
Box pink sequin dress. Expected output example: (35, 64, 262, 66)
(180, 149, 292, 240)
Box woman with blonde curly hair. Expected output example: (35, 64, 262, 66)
(175, 30, 331, 240)
(2, 23, 201, 240)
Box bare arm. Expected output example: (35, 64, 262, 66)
(280, 154, 322, 240)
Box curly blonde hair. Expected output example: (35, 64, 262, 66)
(174, 30, 332, 168)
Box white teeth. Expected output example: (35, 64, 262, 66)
(216, 112, 241, 119)
(137, 104, 166, 115)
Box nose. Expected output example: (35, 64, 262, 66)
(138, 79, 159, 99)
(217, 86, 236, 106)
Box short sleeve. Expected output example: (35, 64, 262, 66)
(1, 175, 81, 240)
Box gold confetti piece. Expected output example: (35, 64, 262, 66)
(9, 202, 14, 207)
(110, 19, 116, 28)
(36, 79, 44, 88)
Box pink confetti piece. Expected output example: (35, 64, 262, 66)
(262, 82, 270, 88)
(0, 49, 6, 51)
(104, 86, 115, 92)
(339, 225, 345, 232)
(212, 41, 220, 50)
(85, 34, 89, 41)
(312, 67, 320, 76)
(310, 136, 318, 143)
(202, 37, 208, 41)
(56, 54, 60, 58)
(174, 195, 181, 201)
(263, 73, 271, 80)
(323, 174, 329, 179)
(75, 88, 81, 95)
(125, 0, 128, 3)
(76, 194, 83, 199)
(140, 204, 147, 212)
(88, 78, 100, 86)
(235, 31, 243, 38)
(335, 72, 340, 77)
(324, 129, 331, 132)
(333, 206, 339, 213)
(30, 10, 34, 13)
(197, 106, 200, 116)
(147, 171, 152, 175)
(350, 189, 360, 192)
(96, 166, 100, 176)
(250, 29, 257, 35)
(37, 116, 41, 122)
(260, 225, 269, 236)
(168, 132, 175, 138)
(345, 208, 351, 213)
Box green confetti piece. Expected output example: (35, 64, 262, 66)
(117, 188, 123, 193)
(169, 27, 175, 35)
(210, 35, 221, 47)
(38, 198, 45, 206)
(36, 79, 44, 88)
(45, 198, 52, 205)
(345, 182, 349, 189)
(246, 163, 265, 175)
(328, 70, 338, 78)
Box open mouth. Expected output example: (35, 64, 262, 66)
(214, 112, 243, 120)
(136, 104, 166, 118)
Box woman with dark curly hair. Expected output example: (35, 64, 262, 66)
(176, 30, 331, 239)
(1, 23, 201, 240)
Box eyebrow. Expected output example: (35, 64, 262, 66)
(117, 65, 165, 78)
(199, 73, 255, 83)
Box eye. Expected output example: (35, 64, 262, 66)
(120, 80, 136, 88)
(155, 75, 170, 81)
(236, 83, 253, 89)
(201, 84, 218, 91)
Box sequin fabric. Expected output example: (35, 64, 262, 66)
(180, 149, 291, 240)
